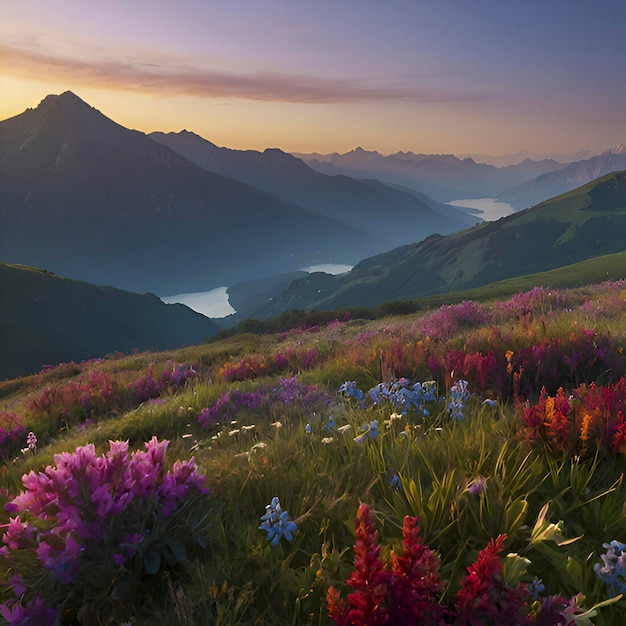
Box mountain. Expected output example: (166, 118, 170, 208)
(249, 171, 626, 317)
(456, 148, 604, 167)
(293, 147, 565, 202)
(499, 149, 626, 209)
(0, 263, 220, 379)
(149, 131, 477, 251)
(0, 92, 370, 295)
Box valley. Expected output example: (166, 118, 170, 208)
(2, 2, 625, 623)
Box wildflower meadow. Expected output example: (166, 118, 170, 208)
(0, 282, 625, 624)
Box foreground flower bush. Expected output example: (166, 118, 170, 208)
(327, 503, 444, 624)
(0, 438, 212, 624)
(327, 504, 598, 625)
(521, 378, 626, 457)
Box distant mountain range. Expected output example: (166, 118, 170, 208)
(294, 146, 626, 209)
(244, 171, 626, 317)
(293, 147, 566, 202)
(457, 146, 624, 167)
(0, 92, 480, 296)
(0, 263, 219, 379)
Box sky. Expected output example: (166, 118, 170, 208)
(1, 0, 625, 156)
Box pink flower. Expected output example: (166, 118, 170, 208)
(0, 599, 25, 623)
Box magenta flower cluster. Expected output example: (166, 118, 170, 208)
(0, 437, 209, 623)
(198, 377, 332, 429)
(0, 412, 26, 461)
(132, 363, 197, 403)
(419, 300, 492, 342)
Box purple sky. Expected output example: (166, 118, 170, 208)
(1, 0, 624, 155)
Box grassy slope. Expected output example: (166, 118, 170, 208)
(254, 171, 626, 316)
(1, 280, 625, 624)
(406, 249, 626, 310)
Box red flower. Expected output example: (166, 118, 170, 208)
(454, 534, 532, 625)
(328, 505, 443, 625)
(387, 515, 444, 623)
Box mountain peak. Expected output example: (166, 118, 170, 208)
(15, 90, 144, 146)
(38, 90, 93, 112)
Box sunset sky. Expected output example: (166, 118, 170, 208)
(1, 0, 625, 156)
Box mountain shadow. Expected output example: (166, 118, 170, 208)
(0, 263, 220, 379)
(0, 92, 370, 295)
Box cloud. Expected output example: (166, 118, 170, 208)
(0, 42, 491, 105)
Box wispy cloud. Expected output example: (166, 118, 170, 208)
(0, 42, 492, 104)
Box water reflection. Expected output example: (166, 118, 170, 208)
(448, 198, 515, 221)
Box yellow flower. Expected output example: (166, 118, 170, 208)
(505, 350, 514, 374)
(580, 412, 592, 442)
(544, 397, 555, 426)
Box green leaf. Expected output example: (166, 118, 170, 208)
(165, 537, 187, 563)
(504, 498, 528, 535)
(502, 552, 531, 587)
(144, 550, 161, 575)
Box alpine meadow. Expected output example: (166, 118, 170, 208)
(1, 1, 626, 624)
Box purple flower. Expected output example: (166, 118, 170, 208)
(468, 477, 487, 496)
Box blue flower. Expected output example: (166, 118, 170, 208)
(305, 423, 312, 435)
(594, 539, 626, 595)
(339, 381, 366, 406)
(366, 379, 439, 416)
(529, 579, 545, 600)
(450, 380, 470, 402)
(325, 416, 336, 432)
(354, 420, 379, 443)
(389, 472, 401, 489)
(259, 496, 297, 547)
(448, 380, 470, 420)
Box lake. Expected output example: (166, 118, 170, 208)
(161, 286, 236, 318)
(448, 197, 516, 221)
(301, 263, 353, 274)
(161, 263, 353, 318)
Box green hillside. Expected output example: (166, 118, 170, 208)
(402, 249, 626, 311)
(254, 171, 626, 316)
(0, 263, 219, 379)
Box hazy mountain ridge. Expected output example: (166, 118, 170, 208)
(293, 147, 566, 202)
(457, 145, 624, 167)
(498, 151, 626, 209)
(295, 146, 626, 210)
(249, 171, 626, 317)
(0, 262, 220, 379)
(0, 92, 372, 295)
(149, 130, 477, 251)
